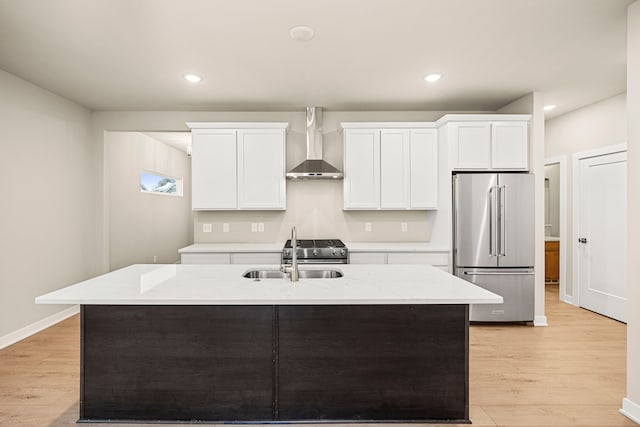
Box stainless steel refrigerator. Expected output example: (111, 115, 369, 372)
(453, 173, 535, 322)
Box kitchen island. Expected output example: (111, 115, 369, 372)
(36, 264, 501, 424)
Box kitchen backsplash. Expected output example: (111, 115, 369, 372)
(194, 180, 434, 243)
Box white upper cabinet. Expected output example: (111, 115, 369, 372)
(343, 129, 380, 209)
(237, 129, 286, 209)
(491, 122, 529, 169)
(342, 123, 438, 210)
(409, 129, 438, 209)
(380, 129, 410, 209)
(191, 129, 238, 209)
(449, 122, 492, 169)
(442, 116, 529, 171)
(188, 123, 287, 210)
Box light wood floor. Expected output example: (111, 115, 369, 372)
(0, 284, 635, 427)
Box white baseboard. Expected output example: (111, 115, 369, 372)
(534, 315, 548, 326)
(621, 398, 640, 424)
(0, 305, 80, 350)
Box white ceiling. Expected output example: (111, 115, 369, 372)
(0, 0, 633, 118)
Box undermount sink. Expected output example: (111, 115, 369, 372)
(242, 268, 343, 279)
(297, 269, 343, 279)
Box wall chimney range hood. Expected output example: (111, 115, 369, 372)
(286, 107, 343, 179)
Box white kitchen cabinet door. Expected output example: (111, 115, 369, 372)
(450, 123, 491, 170)
(191, 129, 238, 210)
(349, 252, 387, 264)
(387, 252, 448, 267)
(180, 253, 231, 264)
(237, 129, 286, 209)
(343, 129, 380, 209)
(231, 252, 282, 264)
(491, 122, 528, 170)
(410, 129, 438, 209)
(380, 130, 410, 209)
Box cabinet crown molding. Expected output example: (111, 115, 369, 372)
(435, 114, 531, 127)
(340, 115, 531, 131)
(186, 122, 289, 130)
(340, 122, 437, 129)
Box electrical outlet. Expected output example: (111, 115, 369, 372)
(401, 222, 408, 232)
(202, 223, 212, 233)
(223, 223, 229, 233)
(258, 223, 264, 232)
(251, 223, 258, 232)
(365, 222, 372, 232)
(153, 255, 157, 263)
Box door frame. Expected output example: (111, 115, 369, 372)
(571, 143, 627, 308)
(544, 155, 569, 304)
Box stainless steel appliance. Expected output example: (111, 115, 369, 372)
(453, 173, 535, 322)
(282, 239, 348, 264)
(286, 107, 343, 179)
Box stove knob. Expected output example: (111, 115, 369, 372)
(284, 249, 290, 257)
(313, 249, 318, 256)
(340, 249, 346, 256)
(332, 249, 337, 256)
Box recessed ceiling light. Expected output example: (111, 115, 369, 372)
(424, 73, 442, 83)
(289, 26, 315, 41)
(544, 104, 556, 111)
(184, 74, 202, 83)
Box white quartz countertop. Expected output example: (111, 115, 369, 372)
(344, 242, 449, 252)
(179, 243, 283, 253)
(35, 264, 502, 306)
(179, 242, 448, 253)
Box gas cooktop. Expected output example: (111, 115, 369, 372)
(282, 239, 348, 264)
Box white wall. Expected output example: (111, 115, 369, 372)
(0, 70, 101, 341)
(545, 93, 626, 298)
(105, 132, 193, 270)
(546, 93, 626, 157)
(624, 1, 640, 422)
(498, 92, 547, 326)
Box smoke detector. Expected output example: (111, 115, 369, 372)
(289, 26, 315, 41)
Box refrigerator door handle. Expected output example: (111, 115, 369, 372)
(499, 184, 507, 256)
(463, 271, 534, 276)
(489, 186, 497, 256)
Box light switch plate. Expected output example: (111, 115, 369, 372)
(365, 222, 372, 232)
(223, 223, 229, 233)
(202, 223, 212, 233)
(258, 223, 264, 232)
(251, 223, 258, 232)
(401, 222, 408, 232)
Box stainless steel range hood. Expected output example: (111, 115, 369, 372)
(286, 107, 343, 179)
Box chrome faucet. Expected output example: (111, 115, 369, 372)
(281, 226, 299, 282)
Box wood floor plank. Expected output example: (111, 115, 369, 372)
(481, 404, 637, 426)
(0, 284, 632, 426)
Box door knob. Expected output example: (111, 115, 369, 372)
(578, 237, 588, 244)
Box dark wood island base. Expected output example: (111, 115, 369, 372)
(80, 304, 470, 424)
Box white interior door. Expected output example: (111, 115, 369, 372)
(576, 149, 627, 322)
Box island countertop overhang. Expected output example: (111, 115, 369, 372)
(35, 264, 503, 306)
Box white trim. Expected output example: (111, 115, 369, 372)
(0, 305, 79, 350)
(186, 122, 289, 130)
(534, 315, 548, 326)
(340, 122, 437, 129)
(621, 398, 640, 424)
(571, 143, 627, 309)
(573, 143, 627, 160)
(544, 155, 571, 304)
(435, 114, 531, 127)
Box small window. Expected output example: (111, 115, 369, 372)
(140, 172, 183, 196)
